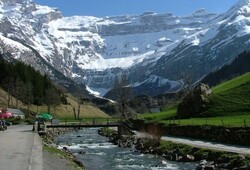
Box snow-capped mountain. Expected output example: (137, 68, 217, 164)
(0, 0, 250, 97)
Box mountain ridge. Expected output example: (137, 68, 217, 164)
(201, 51, 250, 87)
(0, 0, 250, 98)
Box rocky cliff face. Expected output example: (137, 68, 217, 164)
(177, 83, 212, 118)
(0, 0, 250, 97)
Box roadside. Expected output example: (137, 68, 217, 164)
(102, 128, 250, 169)
(135, 131, 250, 155)
(0, 124, 83, 170)
(42, 128, 85, 170)
(161, 135, 250, 155)
(43, 147, 83, 170)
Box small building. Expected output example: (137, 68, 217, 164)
(7, 108, 25, 119)
(150, 107, 161, 113)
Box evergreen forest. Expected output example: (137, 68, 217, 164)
(0, 53, 64, 109)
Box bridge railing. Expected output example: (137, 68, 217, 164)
(56, 118, 125, 126)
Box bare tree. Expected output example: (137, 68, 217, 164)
(77, 102, 81, 119)
(176, 59, 194, 95)
(13, 79, 25, 109)
(178, 72, 194, 95)
(3, 77, 15, 108)
(24, 82, 34, 115)
(140, 103, 147, 114)
(44, 88, 60, 114)
(77, 86, 83, 119)
(73, 107, 77, 119)
(113, 74, 132, 119)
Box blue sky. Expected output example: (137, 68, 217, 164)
(34, 0, 238, 17)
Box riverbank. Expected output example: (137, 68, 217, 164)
(54, 127, 196, 169)
(41, 128, 85, 170)
(99, 127, 250, 169)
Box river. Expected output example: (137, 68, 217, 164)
(54, 128, 196, 170)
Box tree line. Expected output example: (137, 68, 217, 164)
(202, 51, 250, 87)
(0, 53, 64, 113)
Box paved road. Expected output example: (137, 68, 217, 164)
(161, 136, 250, 155)
(0, 125, 43, 170)
(135, 131, 250, 154)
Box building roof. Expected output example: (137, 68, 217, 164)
(7, 108, 25, 115)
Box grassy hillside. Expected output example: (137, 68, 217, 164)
(138, 72, 250, 127)
(49, 93, 109, 118)
(0, 89, 109, 119)
(212, 72, 250, 94)
(202, 51, 250, 87)
(203, 72, 250, 117)
(159, 115, 250, 127)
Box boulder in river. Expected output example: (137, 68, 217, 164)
(179, 154, 195, 162)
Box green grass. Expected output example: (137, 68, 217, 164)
(158, 140, 238, 162)
(160, 115, 250, 127)
(212, 72, 250, 94)
(203, 73, 250, 117)
(159, 140, 194, 154)
(43, 146, 85, 170)
(137, 105, 177, 121)
(137, 72, 250, 127)
(43, 146, 68, 157)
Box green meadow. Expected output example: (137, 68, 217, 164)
(138, 72, 250, 127)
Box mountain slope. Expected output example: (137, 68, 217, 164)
(138, 72, 250, 122)
(0, 87, 108, 118)
(212, 72, 250, 94)
(0, 0, 250, 98)
(150, 0, 250, 81)
(0, 34, 89, 96)
(202, 51, 250, 87)
(202, 72, 250, 117)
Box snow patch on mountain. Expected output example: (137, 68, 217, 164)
(86, 85, 111, 97)
(32, 5, 56, 16)
(0, 34, 30, 52)
(133, 75, 179, 88)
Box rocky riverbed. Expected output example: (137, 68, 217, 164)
(98, 127, 250, 170)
